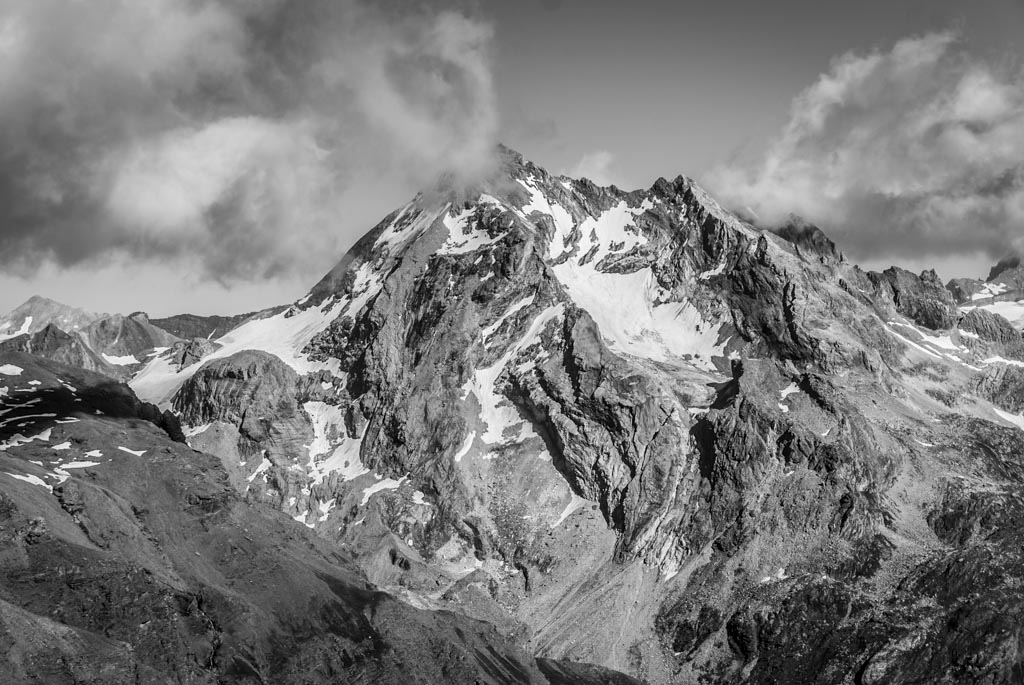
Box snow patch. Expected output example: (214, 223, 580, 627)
(983, 356, 1024, 368)
(317, 498, 336, 522)
(438, 206, 506, 254)
(247, 457, 271, 483)
(117, 446, 146, 457)
(62, 461, 101, 469)
(5, 472, 51, 492)
(51, 441, 71, 451)
(554, 264, 724, 367)
(534, 199, 724, 367)
(518, 179, 577, 261)
(0, 317, 32, 342)
(303, 401, 346, 463)
(481, 296, 535, 342)
(453, 431, 475, 463)
(183, 423, 211, 438)
(360, 475, 407, 506)
(102, 353, 139, 366)
(0, 427, 52, 450)
(131, 296, 348, 406)
(993, 407, 1024, 431)
(553, 492, 589, 527)
(315, 425, 370, 484)
(0, 364, 23, 376)
(972, 282, 1009, 300)
(463, 305, 564, 444)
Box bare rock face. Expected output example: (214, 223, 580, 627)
(975, 364, 1024, 414)
(868, 267, 959, 330)
(770, 217, 843, 264)
(0, 324, 116, 376)
(83, 311, 181, 365)
(174, 350, 306, 452)
(960, 308, 1021, 345)
(169, 337, 221, 370)
(988, 255, 1022, 283)
(150, 310, 268, 340)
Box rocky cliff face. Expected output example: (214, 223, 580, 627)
(82, 311, 182, 366)
(0, 324, 117, 377)
(150, 310, 268, 340)
(57, 147, 1022, 683)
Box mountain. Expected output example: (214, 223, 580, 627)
(947, 254, 1024, 330)
(0, 324, 117, 376)
(81, 311, 183, 368)
(0, 295, 106, 342)
(0, 299, 263, 381)
(6, 146, 1024, 683)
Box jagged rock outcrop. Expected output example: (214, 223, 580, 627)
(169, 337, 221, 371)
(975, 364, 1024, 414)
(174, 350, 316, 456)
(0, 324, 115, 376)
(869, 267, 959, 330)
(959, 308, 1021, 345)
(83, 311, 181, 364)
(770, 217, 843, 264)
(988, 255, 1022, 283)
(946, 276, 983, 303)
(151, 310, 272, 340)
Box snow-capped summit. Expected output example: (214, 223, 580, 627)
(0, 295, 105, 342)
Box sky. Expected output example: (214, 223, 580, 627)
(0, 0, 1022, 316)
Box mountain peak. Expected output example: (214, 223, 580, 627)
(988, 254, 1022, 282)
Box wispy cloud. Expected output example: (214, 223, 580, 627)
(706, 32, 1024, 263)
(565, 150, 619, 187)
(0, 0, 498, 282)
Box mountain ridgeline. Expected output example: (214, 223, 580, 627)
(3, 148, 1024, 683)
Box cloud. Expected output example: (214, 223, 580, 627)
(565, 150, 619, 186)
(706, 32, 1024, 264)
(0, 0, 498, 281)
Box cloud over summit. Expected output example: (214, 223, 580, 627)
(0, 0, 498, 281)
(707, 32, 1024, 263)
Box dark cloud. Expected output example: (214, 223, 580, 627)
(0, 0, 498, 280)
(706, 32, 1024, 262)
